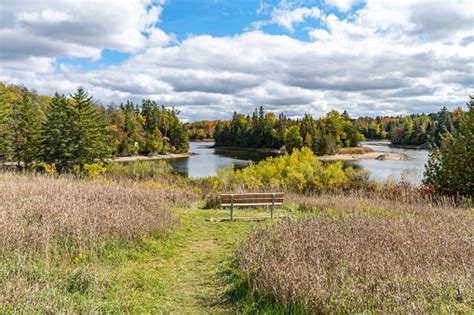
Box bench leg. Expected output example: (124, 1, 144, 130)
(271, 193, 275, 219)
(230, 204, 234, 221)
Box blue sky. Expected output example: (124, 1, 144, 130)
(59, 0, 337, 71)
(1, 0, 473, 120)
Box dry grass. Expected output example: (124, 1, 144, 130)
(338, 146, 374, 154)
(235, 193, 473, 313)
(0, 172, 184, 312)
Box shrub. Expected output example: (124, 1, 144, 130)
(212, 148, 363, 193)
(338, 146, 374, 154)
(82, 162, 107, 178)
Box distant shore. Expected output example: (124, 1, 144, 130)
(190, 139, 214, 142)
(112, 153, 191, 163)
(214, 145, 407, 161)
(318, 151, 407, 161)
(214, 146, 282, 154)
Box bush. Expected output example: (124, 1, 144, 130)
(82, 162, 107, 178)
(211, 148, 365, 193)
(338, 146, 374, 154)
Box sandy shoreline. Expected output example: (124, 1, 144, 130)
(318, 151, 407, 161)
(112, 153, 191, 163)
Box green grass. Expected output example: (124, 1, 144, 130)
(96, 206, 288, 313)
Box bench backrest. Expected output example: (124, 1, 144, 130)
(221, 192, 284, 207)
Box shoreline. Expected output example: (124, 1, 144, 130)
(112, 153, 191, 163)
(363, 139, 428, 150)
(318, 151, 407, 161)
(214, 146, 282, 154)
(214, 145, 407, 161)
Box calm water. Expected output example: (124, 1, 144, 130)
(166, 142, 273, 178)
(167, 141, 429, 183)
(347, 140, 429, 184)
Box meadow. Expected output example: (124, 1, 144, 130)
(0, 152, 472, 312)
(236, 193, 473, 313)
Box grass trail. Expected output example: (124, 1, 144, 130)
(103, 207, 279, 313)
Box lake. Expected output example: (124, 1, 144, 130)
(346, 140, 429, 184)
(166, 141, 429, 184)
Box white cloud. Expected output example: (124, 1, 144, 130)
(251, 1, 321, 32)
(272, 7, 321, 31)
(18, 9, 74, 25)
(0, 0, 473, 120)
(0, 0, 166, 72)
(325, 0, 361, 12)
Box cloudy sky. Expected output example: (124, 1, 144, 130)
(0, 0, 473, 120)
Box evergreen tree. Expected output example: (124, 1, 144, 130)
(424, 97, 473, 198)
(70, 87, 111, 168)
(0, 88, 14, 161)
(41, 88, 111, 172)
(11, 94, 41, 169)
(40, 93, 77, 172)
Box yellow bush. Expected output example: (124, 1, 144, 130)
(41, 163, 56, 175)
(215, 148, 353, 193)
(82, 163, 107, 178)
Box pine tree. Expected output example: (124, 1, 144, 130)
(424, 97, 473, 198)
(40, 88, 111, 173)
(69, 87, 111, 168)
(11, 94, 41, 169)
(40, 93, 77, 172)
(0, 88, 14, 161)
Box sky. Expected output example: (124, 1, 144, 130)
(0, 0, 473, 121)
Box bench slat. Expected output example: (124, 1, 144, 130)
(221, 193, 284, 198)
(221, 202, 283, 207)
(221, 198, 284, 204)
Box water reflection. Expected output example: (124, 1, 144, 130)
(166, 140, 429, 183)
(166, 142, 273, 178)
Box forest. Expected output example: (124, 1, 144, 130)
(0, 81, 469, 176)
(213, 108, 365, 155)
(0, 83, 188, 172)
(355, 108, 464, 147)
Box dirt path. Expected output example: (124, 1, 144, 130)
(106, 208, 269, 313)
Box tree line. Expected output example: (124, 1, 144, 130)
(355, 107, 464, 148)
(0, 83, 188, 172)
(185, 120, 216, 140)
(213, 107, 365, 155)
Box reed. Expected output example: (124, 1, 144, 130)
(0, 172, 179, 312)
(235, 193, 473, 313)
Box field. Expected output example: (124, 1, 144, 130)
(0, 171, 472, 313)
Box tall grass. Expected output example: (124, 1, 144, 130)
(338, 146, 374, 154)
(106, 160, 172, 180)
(235, 193, 473, 313)
(0, 172, 180, 312)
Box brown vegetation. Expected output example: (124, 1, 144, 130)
(0, 172, 183, 312)
(338, 146, 374, 154)
(235, 193, 473, 313)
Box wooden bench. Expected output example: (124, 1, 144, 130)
(220, 192, 284, 221)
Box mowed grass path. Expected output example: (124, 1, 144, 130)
(101, 207, 280, 313)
